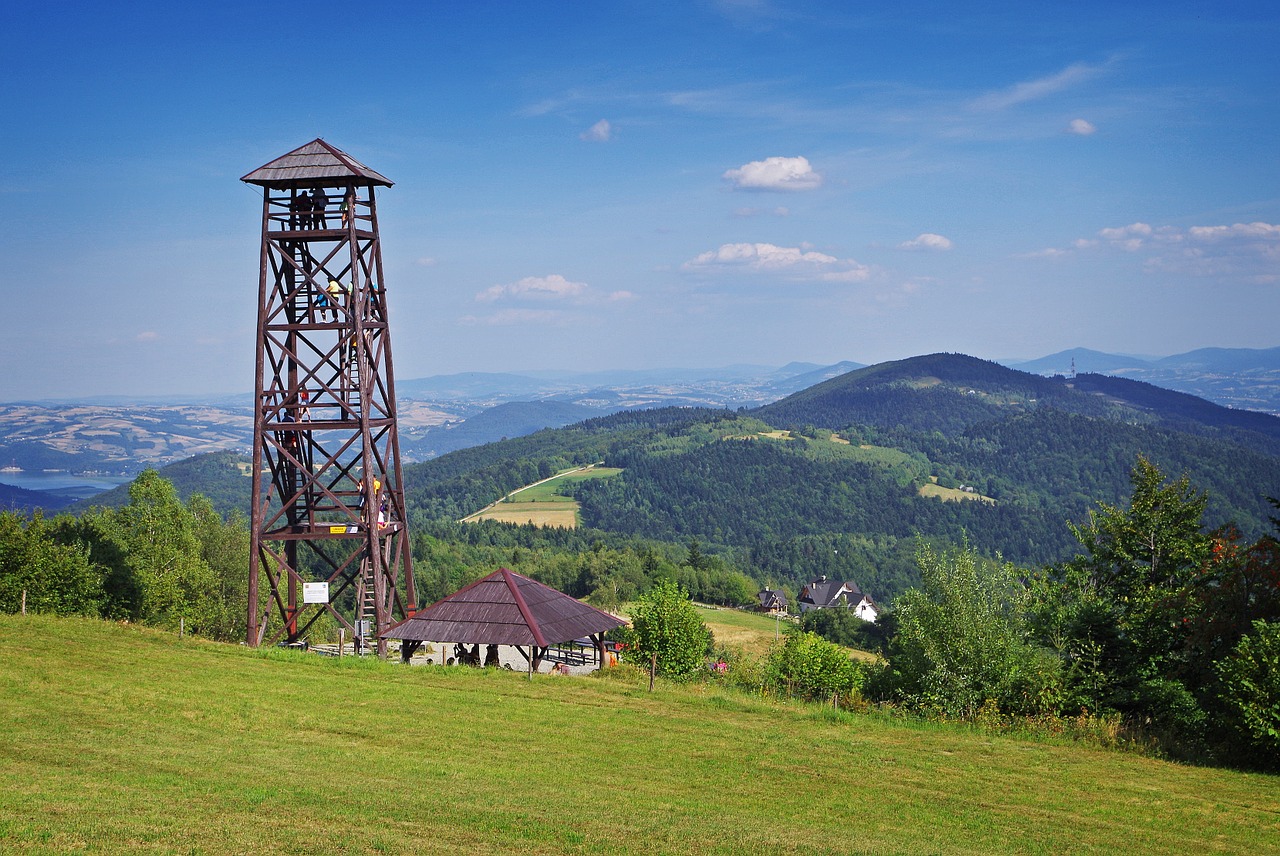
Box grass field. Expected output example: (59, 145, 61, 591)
(919, 476, 996, 504)
(695, 604, 789, 657)
(694, 605, 879, 663)
(3, 614, 1278, 855)
(473, 502, 579, 528)
(464, 466, 621, 528)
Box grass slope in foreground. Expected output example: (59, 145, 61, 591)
(2, 615, 1277, 856)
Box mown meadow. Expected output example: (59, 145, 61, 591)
(2, 614, 1277, 855)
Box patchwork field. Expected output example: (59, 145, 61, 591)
(4, 614, 1276, 855)
(470, 501, 579, 528)
(463, 465, 620, 528)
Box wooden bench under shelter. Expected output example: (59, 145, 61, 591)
(381, 568, 626, 675)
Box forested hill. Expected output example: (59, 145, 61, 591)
(754, 353, 1101, 436)
(56, 354, 1280, 602)
(755, 353, 1280, 457)
(401, 407, 732, 521)
(401, 354, 1280, 599)
(68, 451, 252, 517)
(0, 482, 77, 514)
(1067, 373, 1280, 454)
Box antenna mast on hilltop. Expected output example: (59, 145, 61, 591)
(242, 140, 416, 655)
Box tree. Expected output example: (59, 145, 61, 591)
(0, 512, 103, 617)
(1215, 620, 1280, 766)
(1068, 456, 1210, 609)
(1046, 457, 1213, 727)
(188, 495, 252, 642)
(113, 470, 220, 634)
(799, 606, 887, 652)
(581, 545, 647, 609)
(51, 508, 139, 620)
(627, 579, 711, 680)
(875, 542, 1060, 717)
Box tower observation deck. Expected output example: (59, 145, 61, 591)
(242, 139, 416, 655)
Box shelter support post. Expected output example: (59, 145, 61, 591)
(400, 640, 422, 663)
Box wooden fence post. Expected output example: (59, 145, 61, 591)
(649, 652, 657, 692)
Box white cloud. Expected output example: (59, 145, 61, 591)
(1043, 221, 1280, 282)
(898, 233, 953, 251)
(687, 242, 834, 269)
(1098, 222, 1156, 251)
(971, 61, 1107, 111)
(459, 308, 565, 326)
(819, 266, 872, 283)
(136, 331, 160, 342)
(1150, 222, 1280, 281)
(1187, 222, 1280, 242)
(1021, 247, 1068, 259)
(723, 156, 822, 191)
(1067, 118, 1097, 136)
(684, 242, 868, 281)
(477, 274, 588, 303)
(415, 257, 437, 267)
(580, 119, 612, 142)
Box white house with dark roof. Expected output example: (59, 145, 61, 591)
(797, 576, 878, 623)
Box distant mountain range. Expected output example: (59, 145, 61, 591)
(1004, 346, 1280, 414)
(2, 347, 1278, 513)
(26, 351, 1280, 603)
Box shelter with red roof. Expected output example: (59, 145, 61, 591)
(382, 568, 626, 673)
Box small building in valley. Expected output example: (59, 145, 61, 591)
(797, 576, 878, 623)
(757, 588, 787, 614)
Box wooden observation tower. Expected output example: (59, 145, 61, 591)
(242, 139, 416, 655)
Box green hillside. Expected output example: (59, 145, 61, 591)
(4, 614, 1276, 855)
(63, 355, 1280, 603)
(0, 481, 77, 514)
(758, 353, 1280, 452)
(398, 355, 1280, 600)
(69, 450, 252, 517)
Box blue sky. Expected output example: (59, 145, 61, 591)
(3, 0, 1277, 399)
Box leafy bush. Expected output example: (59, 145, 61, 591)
(875, 542, 1062, 717)
(798, 606, 889, 652)
(1215, 620, 1280, 766)
(766, 631, 864, 704)
(626, 579, 712, 680)
(0, 512, 103, 616)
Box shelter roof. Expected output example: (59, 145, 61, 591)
(382, 568, 626, 647)
(241, 138, 393, 188)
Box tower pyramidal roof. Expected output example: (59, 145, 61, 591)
(241, 138, 393, 188)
